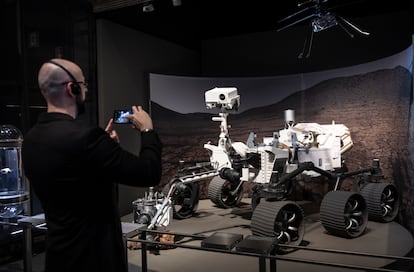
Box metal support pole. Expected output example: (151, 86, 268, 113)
(17, 214, 45, 272)
(122, 235, 128, 270)
(270, 257, 276, 272)
(259, 256, 266, 272)
(140, 231, 148, 272)
(21, 222, 32, 272)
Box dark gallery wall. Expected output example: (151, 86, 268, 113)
(201, 11, 414, 76)
(0, 0, 94, 216)
(96, 19, 201, 216)
(0, 0, 94, 132)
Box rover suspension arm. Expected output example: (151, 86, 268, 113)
(275, 159, 383, 191)
(275, 161, 337, 187)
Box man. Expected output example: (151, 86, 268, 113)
(22, 58, 162, 272)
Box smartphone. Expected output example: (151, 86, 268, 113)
(113, 109, 133, 124)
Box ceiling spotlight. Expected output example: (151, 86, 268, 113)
(172, 0, 182, 6)
(142, 2, 154, 12)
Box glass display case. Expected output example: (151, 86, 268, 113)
(0, 124, 29, 218)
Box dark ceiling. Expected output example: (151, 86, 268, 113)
(93, 0, 413, 50)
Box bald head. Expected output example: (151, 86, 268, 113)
(38, 58, 83, 97)
(38, 58, 87, 117)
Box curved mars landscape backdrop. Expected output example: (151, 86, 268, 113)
(150, 47, 414, 234)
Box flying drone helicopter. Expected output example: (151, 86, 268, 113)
(277, 0, 370, 58)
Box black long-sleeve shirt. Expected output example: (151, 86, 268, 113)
(22, 112, 163, 272)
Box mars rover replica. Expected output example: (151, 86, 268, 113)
(134, 87, 400, 251)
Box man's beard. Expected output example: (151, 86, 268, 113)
(76, 96, 86, 116)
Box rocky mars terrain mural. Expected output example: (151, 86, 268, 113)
(151, 66, 414, 234)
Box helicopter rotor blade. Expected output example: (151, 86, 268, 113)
(297, 0, 329, 7)
(336, 15, 370, 35)
(277, 14, 317, 32)
(297, 0, 315, 8)
(277, 4, 318, 24)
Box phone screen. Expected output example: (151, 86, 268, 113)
(113, 110, 132, 124)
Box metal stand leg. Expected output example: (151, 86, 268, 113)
(270, 258, 276, 272)
(122, 235, 128, 271)
(259, 256, 266, 272)
(21, 222, 32, 272)
(140, 232, 148, 272)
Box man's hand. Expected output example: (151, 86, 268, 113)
(105, 118, 120, 143)
(126, 105, 154, 132)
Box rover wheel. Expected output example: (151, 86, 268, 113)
(251, 200, 304, 254)
(162, 180, 199, 219)
(208, 176, 243, 208)
(360, 182, 400, 222)
(320, 191, 367, 238)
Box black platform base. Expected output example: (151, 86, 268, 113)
(3, 199, 412, 272)
(124, 199, 414, 272)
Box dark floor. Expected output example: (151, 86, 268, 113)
(1, 198, 414, 272)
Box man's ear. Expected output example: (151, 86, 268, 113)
(65, 82, 77, 97)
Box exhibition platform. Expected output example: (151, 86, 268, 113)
(1, 198, 413, 272)
(123, 198, 414, 272)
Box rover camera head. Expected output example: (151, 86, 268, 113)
(205, 87, 240, 111)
